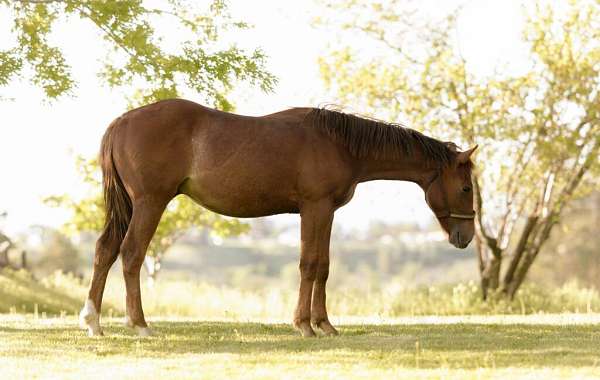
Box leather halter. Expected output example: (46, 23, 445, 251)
(425, 172, 476, 220)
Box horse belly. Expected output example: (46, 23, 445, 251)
(179, 175, 300, 218)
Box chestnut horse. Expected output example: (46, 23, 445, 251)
(80, 99, 476, 337)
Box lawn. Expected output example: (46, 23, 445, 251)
(1, 314, 600, 379)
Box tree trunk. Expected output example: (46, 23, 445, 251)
(481, 254, 502, 299)
(505, 248, 539, 299)
(0, 250, 8, 268)
(0, 234, 11, 268)
(476, 235, 502, 300)
(504, 216, 556, 298)
(501, 216, 539, 296)
(20, 250, 27, 270)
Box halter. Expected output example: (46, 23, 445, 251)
(434, 210, 476, 220)
(425, 172, 476, 220)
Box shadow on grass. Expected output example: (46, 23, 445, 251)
(3, 320, 600, 369)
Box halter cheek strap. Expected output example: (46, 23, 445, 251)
(426, 172, 476, 221)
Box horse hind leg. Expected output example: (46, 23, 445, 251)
(120, 197, 168, 336)
(80, 230, 121, 336)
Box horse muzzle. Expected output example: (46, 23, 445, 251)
(449, 230, 472, 249)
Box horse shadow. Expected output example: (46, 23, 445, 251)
(3, 320, 598, 369)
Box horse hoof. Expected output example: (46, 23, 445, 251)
(80, 299, 103, 336)
(135, 326, 153, 337)
(295, 321, 316, 337)
(87, 328, 104, 337)
(317, 320, 339, 336)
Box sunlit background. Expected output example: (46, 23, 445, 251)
(2, 1, 600, 377)
(0, 0, 524, 235)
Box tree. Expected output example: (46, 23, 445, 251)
(22, 226, 81, 276)
(0, 231, 13, 268)
(0, 212, 14, 268)
(0, 0, 274, 282)
(531, 192, 600, 289)
(45, 157, 249, 284)
(0, 0, 276, 109)
(318, 0, 600, 298)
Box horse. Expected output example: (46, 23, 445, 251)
(79, 99, 476, 337)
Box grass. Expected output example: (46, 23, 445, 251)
(3, 269, 600, 319)
(1, 314, 600, 379)
(2, 269, 600, 378)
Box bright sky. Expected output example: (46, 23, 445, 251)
(0, 0, 526, 235)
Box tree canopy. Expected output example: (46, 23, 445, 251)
(0, 0, 276, 108)
(318, 0, 600, 297)
(0, 0, 276, 280)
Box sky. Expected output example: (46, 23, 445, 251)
(0, 0, 526, 236)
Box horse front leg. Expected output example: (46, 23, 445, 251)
(310, 214, 338, 336)
(294, 200, 334, 337)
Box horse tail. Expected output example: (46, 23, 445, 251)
(99, 119, 132, 245)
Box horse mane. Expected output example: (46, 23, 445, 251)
(306, 107, 456, 166)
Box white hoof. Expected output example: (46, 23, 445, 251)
(80, 299, 103, 336)
(135, 326, 153, 337)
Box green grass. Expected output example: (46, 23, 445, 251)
(1, 315, 600, 379)
(3, 269, 600, 319)
(2, 269, 600, 378)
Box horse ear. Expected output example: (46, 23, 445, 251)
(457, 145, 478, 164)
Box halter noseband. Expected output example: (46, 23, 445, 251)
(434, 210, 476, 220)
(425, 172, 476, 220)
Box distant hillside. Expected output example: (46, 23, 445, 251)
(0, 269, 106, 315)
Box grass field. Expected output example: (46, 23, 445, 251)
(2, 314, 600, 379)
(2, 269, 600, 378)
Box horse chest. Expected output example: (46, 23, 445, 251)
(333, 184, 357, 209)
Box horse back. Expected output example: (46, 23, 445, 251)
(109, 99, 355, 217)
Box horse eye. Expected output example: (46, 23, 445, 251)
(462, 186, 471, 193)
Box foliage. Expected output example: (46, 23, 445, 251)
(317, 0, 600, 297)
(0, 0, 276, 108)
(531, 192, 600, 288)
(30, 227, 81, 275)
(5, 0, 275, 280)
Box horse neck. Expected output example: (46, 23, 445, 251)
(354, 150, 438, 188)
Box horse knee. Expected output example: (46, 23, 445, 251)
(316, 263, 329, 282)
(121, 250, 144, 276)
(119, 236, 143, 271)
(122, 258, 143, 277)
(299, 258, 318, 281)
(93, 235, 119, 267)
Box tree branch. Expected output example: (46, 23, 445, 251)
(502, 214, 538, 291)
(505, 134, 599, 297)
(76, 4, 164, 78)
(473, 174, 501, 258)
